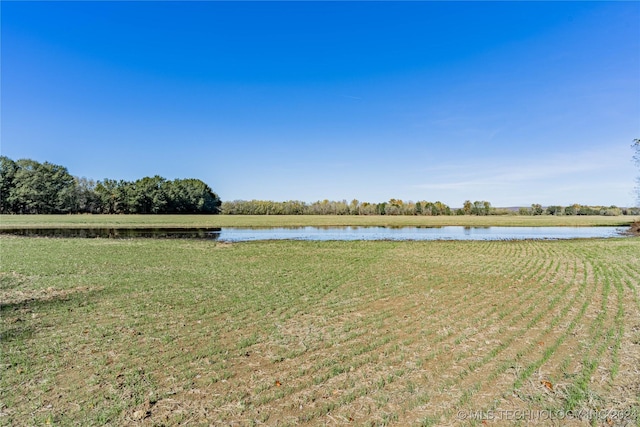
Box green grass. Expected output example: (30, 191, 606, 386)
(1, 213, 637, 229)
(1, 235, 639, 425)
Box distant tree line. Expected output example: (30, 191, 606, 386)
(223, 199, 459, 216)
(222, 199, 638, 216)
(519, 203, 638, 216)
(0, 156, 221, 214)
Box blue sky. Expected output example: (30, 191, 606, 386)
(2, 1, 639, 207)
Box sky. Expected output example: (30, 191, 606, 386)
(2, 1, 639, 207)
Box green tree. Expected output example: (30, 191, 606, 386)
(0, 155, 221, 215)
(434, 201, 451, 216)
(10, 159, 76, 214)
(73, 177, 100, 213)
(462, 200, 472, 215)
(166, 178, 221, 214)
(415, 201, 422, 215)
(131, 176, 167, 214)
(518, 207, 531, 215)
(349, 199, 360, 215)
(531, 203, 544, 216)
(564, 204, 579, 215)
(471, 200, 491, 215)
(546, 205, 563, 216)
(483, 201, 492, 215)
(577, 205, 596, 215)
(0, 156, 18, 213)
(95, 179, 126, 213)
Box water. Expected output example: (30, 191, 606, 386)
(0, 226, 627, 241)
(215, 226, 626, 241)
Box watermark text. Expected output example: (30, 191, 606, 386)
(456, 408, 638, 422)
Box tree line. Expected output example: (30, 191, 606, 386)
(223, 199, 491, 216)
(0, 156, 221, 214)
(519, 203, 638, 216)
(221, 199, 455, 216)
(222, 199, 638, 216)
(1, 156, 636, 216)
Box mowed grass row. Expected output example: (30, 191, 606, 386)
(1, 213, 638, 229)
(1, 236, 639, 426)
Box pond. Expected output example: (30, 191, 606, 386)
(0, 226, 628, 241)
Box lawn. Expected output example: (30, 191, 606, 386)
(1, 234, 639, 425)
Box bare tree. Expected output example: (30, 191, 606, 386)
(634, 139, 640, 204)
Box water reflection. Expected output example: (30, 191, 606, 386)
(0, 227, 222, 239)
(0, 226, 626, 241)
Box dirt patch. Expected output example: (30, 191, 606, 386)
(0, 283, 98, 307)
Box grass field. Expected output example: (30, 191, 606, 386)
(0, 214, 638, 229)
(2, 232, 639, 425)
